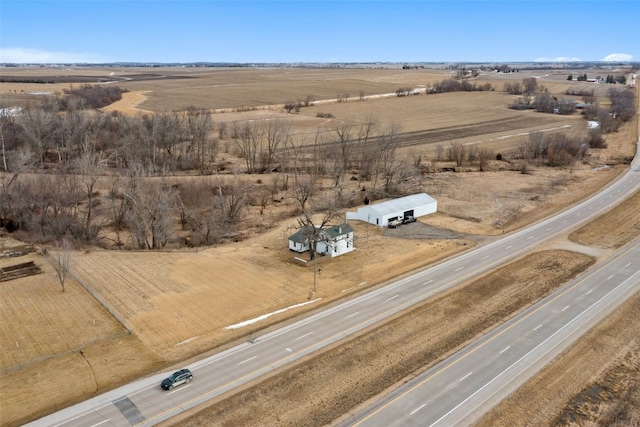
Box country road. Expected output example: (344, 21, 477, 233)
(27, 143, 639, 427)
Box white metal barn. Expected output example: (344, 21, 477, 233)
(346, 193, 437, 227)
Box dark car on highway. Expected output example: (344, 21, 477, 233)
(161, 368, 193, 390)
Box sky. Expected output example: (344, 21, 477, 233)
(0, 0, 637, 64)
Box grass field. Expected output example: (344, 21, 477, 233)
(0, 65, 637, 426)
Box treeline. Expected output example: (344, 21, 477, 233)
(0, 78, 57, 84)
(507, 78, 636, 133)
(427, 79, 494, 93)
(1, 106, 416, 249)
(517, 131, 603, 168)
(58, 84, 127, 110)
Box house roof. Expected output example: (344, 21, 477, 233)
(365, 193, 436, 216)
(288, 223, 353, 242)
(322, 223, 354, 239)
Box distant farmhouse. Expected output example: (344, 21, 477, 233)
(346, 193, 437, 227)
(288, 223, 355, 258)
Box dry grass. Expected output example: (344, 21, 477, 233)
(0, 66, 637, 426)
(569, 191, 640, 248)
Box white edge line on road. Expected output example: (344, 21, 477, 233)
(89, 420, 110, 427)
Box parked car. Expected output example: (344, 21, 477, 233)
(402, 216, 416, 224)
(388, 218, 402, 228)
(161, 368, 193, 390)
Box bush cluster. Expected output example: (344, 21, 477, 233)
(59, 84, 127, 110)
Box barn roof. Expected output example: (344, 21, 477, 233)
(366, 193, 436, 216)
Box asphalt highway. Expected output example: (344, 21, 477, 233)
(339, 237, 640, 427)
(28, 144, 639, 427)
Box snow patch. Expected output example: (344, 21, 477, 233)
(225, 298, 322, 330)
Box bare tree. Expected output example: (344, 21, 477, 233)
(303, 95, 315, 107)
(329, 121, 354, 186)
(0, 109, 20, 171)
(370, 123, 402, 191)
(291, 175, 316, 212)
(448, 141, 466, 166)
(50, 238, 73, 292)
(76, 148, 113, 242)
(522, 77, 538, 95)
(215, 175, 248, 225)
(183, 108, 213, 173)
(233, 121, 261, 173)
(356, 116, 378, 181)
(261, 119, 287, 173)
(16, 106, 56, 167)
(255, 187, 272, 215)
(296, 207, 339, 293)
(124, 178, 175, 249)
(106, 173, 128, 248)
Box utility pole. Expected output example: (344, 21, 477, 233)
(313, 243, 318, 293)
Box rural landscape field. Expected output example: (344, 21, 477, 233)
(0, 64, 639, 426)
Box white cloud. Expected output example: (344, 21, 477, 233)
(0, 47, 107, 64)
(602, 53, 633, 62)
(535, 56, 582, 62)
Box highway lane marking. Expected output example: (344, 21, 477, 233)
(533, 324, 542, 330)
(626, 262, 631, 267)
(506, 245, 513, 249)
(345, 312, 360, 319)
(238, 356, 257, 365)
(90, 420, 111, 427)
(481, 255, 490, 260)
(454, 267, 463, 272)
(387, 295, 400, 301)
(167, 385, 190, 395)
(527, 236, 533, 240)
(607, 275, 614, 280)
(294, 332, 313, 340)
(545, 227, 552, 231)
(586, 289, 593, 295)
(459, 372, 472, 382)
(423, 279, 434, 285)
(499, 346, 510, 354)
(562, 305, 570, 312)
(410, 403, 426, 415)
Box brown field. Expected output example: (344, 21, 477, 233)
(0, 66, 638, 426)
